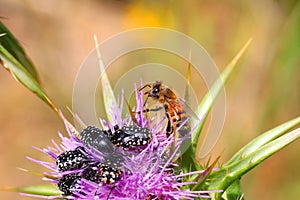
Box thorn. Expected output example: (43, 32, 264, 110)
(184, 50, 192, 105)
(124, 97, 139, 125)
(66, 106, 86, 130)
(195, 155, 221, 186)
(187, 49, 192, 85)
(93, 34, 99, 48)
(0, 186, 16, 192)
(16, 167, 59, 180)
(94, 34, 105, 72)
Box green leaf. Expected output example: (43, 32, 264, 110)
(0, 21, 38, 81)
(3, 184, 61, 197)
(222, 180, 244, 200)
(226, 116, 300, 165)
(94, 35, 117, 123)
(181, 39, 252, 172)
(180, 53, 201, 172)
(0, 45, 59, 113)
(0, 22, 60, 118)
(207, 127, 300, 199)
(190, 39, 252, 157)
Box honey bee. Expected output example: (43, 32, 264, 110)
(139, 81, 189, 138)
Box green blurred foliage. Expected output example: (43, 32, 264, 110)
(259, 2, 300, 126)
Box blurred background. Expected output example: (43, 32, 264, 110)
(0, 0, 299, 199)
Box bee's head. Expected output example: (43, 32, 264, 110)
(149, 81, 161, 98)
(139, 81, 162, 106)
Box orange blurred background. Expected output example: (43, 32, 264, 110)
(0, 0, 299, 199)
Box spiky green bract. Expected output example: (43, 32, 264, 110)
(206, 125, 300, 199)
(181, 39, 252, 173)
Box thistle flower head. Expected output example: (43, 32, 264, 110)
(25, 83, 221, 199)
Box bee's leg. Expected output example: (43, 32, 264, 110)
(165, 114, 173, 137)
(134, 106, 164, 114)
(146, 106, 164, 112)
(143, 95, 149, 107)
(164, 105, 173, 138)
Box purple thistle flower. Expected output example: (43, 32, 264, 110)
(24, 83, 221, 199)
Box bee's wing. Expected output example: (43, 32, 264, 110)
(179, 98, 222, 159)
(167, 98, 200, 140)
(178, 98, 199, 122)
(168, 98, 200, 161)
